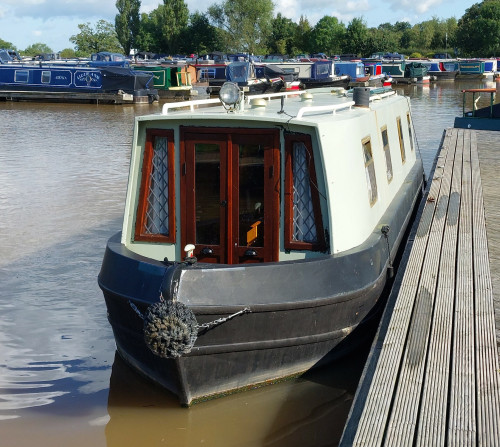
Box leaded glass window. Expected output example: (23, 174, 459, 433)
(284, 134, 325, 251)
(135, 129, 175, 243)
(144, 136, 170, 235)
(292, 142, 317, 243)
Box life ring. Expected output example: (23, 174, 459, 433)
(143, 300, 198, 358)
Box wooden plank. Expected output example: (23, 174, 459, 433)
(471, 131, 500, 446)
(448, 129, 477, 446)
(414, 128, 463, 446)
(475, 131, 500, 361)
(383, 128, 460, 446)
(341, 128, 500, 447)
(341, 129, 453, 447)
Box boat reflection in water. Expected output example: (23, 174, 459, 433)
(105, 338, 371, 447)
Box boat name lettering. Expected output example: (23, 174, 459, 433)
(75, 72, 100, 84)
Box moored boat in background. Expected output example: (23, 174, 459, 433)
(98, 84, 425, 406)
(133, 63, 196, 99)
(0, 63, 159, 103)
(225, 61, 283, 94)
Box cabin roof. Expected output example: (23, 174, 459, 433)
(139, 87, 399, 128)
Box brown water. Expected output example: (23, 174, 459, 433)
(0, 78, 497, 447)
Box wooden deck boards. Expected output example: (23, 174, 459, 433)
(340, 128, 500, 447)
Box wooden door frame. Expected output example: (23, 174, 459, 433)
(180, 127, 280, 264)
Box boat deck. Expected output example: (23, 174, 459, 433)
(340, 128, 500, 446)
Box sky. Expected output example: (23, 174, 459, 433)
(0, 0, 474, 52)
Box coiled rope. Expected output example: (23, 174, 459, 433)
(129, 298, 250, 359)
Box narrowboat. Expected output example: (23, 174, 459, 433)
(98, 84, 425, 406)
(457, 59, 493, 79)
(133, 64, 195, 98)
(254, 64, 301, 91)
(420, 59, 458, 80)
(0, 64, 159, 103)
(225, 61, 284, 94)
(267, 60, 349, 89)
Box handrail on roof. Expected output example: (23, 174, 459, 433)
(162, 89, 307, 114)
(243, 90, 308, 103)
(162, 98, 221, 114)
(296, 101, 355, 119)
(296, 90, 395, 119)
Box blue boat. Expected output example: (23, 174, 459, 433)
(335, 61, 365, 81)
(0, 63, 159, 103)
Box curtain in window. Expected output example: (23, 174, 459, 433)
(292, 142, 317, 242)
(145, 136, 169, 235)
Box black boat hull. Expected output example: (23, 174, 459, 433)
(99, 162, 424, 405)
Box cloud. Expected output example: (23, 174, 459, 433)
(3, 0, 116, 21)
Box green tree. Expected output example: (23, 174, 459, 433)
(0, 38, 16, 50)
(160, 0, 189, 54)
(366, 27, 400, 55)
(60, 48, 77, 59)
(23, 43, 53, 57)
(456, 0, 500, 56)
(267, 13, 297, 55)
(293, 15, 313, 55)
(310, 16, 345, 55)
(343, 17, 369, 56)
(208, 0, 274, 54)
(179, 12, 221, 54)
(115, 0, 141, 56)
(70, 20, 123, 56)
(135, 11, 161, 53)
(412, 21, 435, 51)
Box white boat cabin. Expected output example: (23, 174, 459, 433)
(121, 86, 419, 265)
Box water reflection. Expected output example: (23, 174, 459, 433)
(106, 348, 365, 447)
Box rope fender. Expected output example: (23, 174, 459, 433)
(129, 300, 251, 359)
(143, 300, 198, 359)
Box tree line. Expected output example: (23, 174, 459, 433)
(1, 0, 499, 59)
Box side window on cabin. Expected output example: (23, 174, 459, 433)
(134, 129, 176, 243)
(407, 113, 414, 151)
(381, 127, 393, 182)
(362, 138, 378, 205)
(397, 117, 406, 163)
(41, 71, 51, 84)
(284, 134, 325, 251)
(15, 70, 29, 83)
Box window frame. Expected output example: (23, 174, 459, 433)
(134, 128, 176, 243)
(362, 137, 378, 206)
(397, 116, 406, 163)
(381, 126, 393, 183)
(41, 71, 51, 84)
(284, 133, 326, 252)
(14, 70, 29, 83)
(407, 112, 414, 152)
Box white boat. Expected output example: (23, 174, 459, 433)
(98, 84, 425, 405)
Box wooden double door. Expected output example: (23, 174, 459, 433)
(181, 128, 280, 264)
